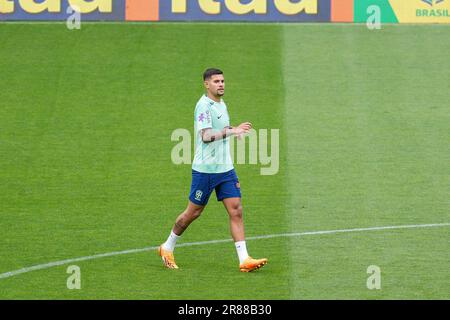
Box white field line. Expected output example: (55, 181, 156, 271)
(0, 222, 449, 280)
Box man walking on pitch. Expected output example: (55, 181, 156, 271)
(158, 68, 268, 272)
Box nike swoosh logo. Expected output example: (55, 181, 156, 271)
(217, 115, 223, 119)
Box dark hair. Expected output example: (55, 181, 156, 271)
(203, 68, 223, 81)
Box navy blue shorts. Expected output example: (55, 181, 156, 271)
(189, 169, 241, 206)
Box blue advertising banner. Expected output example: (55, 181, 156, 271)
(0, 0, 125, 21)
(159, 0, 331, 22)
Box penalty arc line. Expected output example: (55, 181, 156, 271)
(0, 222, 449, 280)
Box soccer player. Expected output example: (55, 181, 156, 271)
(158, 68, 268, 272)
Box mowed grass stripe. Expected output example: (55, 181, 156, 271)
(283, 24, 450, 298)
(0, 23, 288, 299)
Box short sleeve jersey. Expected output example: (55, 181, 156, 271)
(192, 95, 234, 173)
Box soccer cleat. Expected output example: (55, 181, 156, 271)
(158, 245, 179, 269)
(239, 256, 268, 272)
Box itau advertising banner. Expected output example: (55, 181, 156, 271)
(0, 0, 125, 20)
(0, 0, 331, 22)
(0, 0, 449, 23)
(158, 0, 331, 22)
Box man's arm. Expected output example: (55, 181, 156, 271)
(201, 122, 252, 143)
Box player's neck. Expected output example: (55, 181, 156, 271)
(207, 93, 221, 103)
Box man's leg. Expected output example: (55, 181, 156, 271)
(159, 201, 205, 269)
(222, 197, 245, 242)
(222, 197, 268, 272)
(173, 201, 205, 236)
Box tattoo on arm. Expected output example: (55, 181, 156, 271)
(202, 127, 231, 143)
(202, 129, 211, 143)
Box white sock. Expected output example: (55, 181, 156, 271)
(235, 241, 249, 264)
(162, 231, 180, 252)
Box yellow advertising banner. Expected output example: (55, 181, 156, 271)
(389, 0, 450, 23)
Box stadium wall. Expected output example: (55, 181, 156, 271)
(0, 0, 449, 23)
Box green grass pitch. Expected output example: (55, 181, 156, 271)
(0, 22, 449, 299)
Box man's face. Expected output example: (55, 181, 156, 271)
(205, 74, 225, 97)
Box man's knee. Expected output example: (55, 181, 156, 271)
(192, 207, 203, 219)
(187, 206, 204, 220)
(229, 204, 243, 220)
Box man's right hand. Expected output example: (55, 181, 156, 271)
(233, 122, 252, 138)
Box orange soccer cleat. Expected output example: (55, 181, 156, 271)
(239, 256, 268, 272)
(158, 245, 179, 269)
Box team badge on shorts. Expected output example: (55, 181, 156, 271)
(195, 190, 203, 201)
